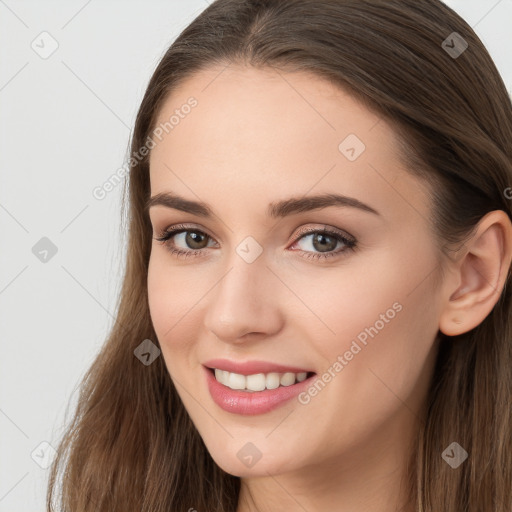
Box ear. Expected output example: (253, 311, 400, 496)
(439, 210, 512, 336)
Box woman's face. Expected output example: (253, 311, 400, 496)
(147, 64, 444, 478)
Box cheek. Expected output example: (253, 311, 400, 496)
(147, 253, 212, 373)
(147, 256, 174, 333)
(280, 252, 404, 359)
(302, 241, 439, 387)
(317, 235, 439, 345)
(147, 256, 191, 351)
(321, 251, 439, 414)
(147, 253, 204, 328)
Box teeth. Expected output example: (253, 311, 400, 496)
(246, 373, 266, 391)
(214, 369, 309, 392)
(296, 372, 308, 382)
(227, 371, 245, 390)
(280, 372, 296, 386)
(266, 372, 280, 390)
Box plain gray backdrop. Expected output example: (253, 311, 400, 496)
(1, 1, 511, 510)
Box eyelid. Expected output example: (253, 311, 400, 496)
(291, 224, 356, 244)
(156, 222, 354, 243)
(158, 222, 219, 242)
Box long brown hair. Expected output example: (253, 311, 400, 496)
(46, 1, 512, 510)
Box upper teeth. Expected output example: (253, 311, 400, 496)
(214, 369, 308, 392)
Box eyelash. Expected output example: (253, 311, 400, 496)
(154, 224, 357, 262)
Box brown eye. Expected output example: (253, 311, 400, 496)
(310, 232, 339, 252)
(154, 226, 216, 259)
(182, 230, 209, 250)
(291, 228, 356, 260)
(155, 225, 357, 262)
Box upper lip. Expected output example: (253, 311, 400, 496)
(203, 358, 314, 375)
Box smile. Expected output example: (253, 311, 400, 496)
(203, 366, 317, 415)
(213, 368, 309, 392)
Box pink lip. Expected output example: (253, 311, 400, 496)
(203, 358, 313, 375)
(203, 366, 317, 415)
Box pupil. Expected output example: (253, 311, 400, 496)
(313, 233, 336, 252)
(186, 231, 206, 249)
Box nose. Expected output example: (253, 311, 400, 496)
(203, 255, 284, 343)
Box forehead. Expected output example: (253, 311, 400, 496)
(148, 64, 430, 223)
(151, 64, 386, 158)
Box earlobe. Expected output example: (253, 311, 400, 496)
(439, 210, 512, 337)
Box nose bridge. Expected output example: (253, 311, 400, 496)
(203, 247, 282, 342)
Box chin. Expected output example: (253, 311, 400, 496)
(204, 438, 297, 477)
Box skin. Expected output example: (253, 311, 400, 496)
(146, 64, 512, 512)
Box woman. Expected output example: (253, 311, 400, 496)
(47, 1, 512, 511)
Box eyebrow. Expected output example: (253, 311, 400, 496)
(145, 192, 380, 218)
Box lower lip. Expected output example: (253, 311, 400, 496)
(204, 366, 316, 415)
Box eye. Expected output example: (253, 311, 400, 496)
(154, 224, 216, 259)
(153, 224, 357, 261)
(289, 227, 357, 261)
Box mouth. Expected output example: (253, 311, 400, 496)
(203, 365, 317, 415)
(206, 366, 316, 392)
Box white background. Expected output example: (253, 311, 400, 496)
(1, 1, 511, 510)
